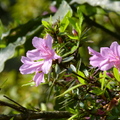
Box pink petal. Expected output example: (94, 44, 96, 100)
(89, 53, 105, 67)
(33, 72, 44, 86)
(53, 53, 62, 63)
(117, 45, 120, 58)
(19, 59, 44, 74)
(27, 49, 43, 60)
(110, 41, 120, 59)
(99, 59, 114, 71)
(20, 64, 36, 74)
(100, 47, 110, 58)
(45, 34, 53, 49)
(32, 37, 46, 51)
(110, 42, 119, 55)
(42, 59, 52, 74)
(88, 47, 100, 56)
(21, 56, 31, 64)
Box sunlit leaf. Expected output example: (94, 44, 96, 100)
(68, 114, 78, 120)
(99, 71, 107, 90)
(0, 20, 7, 38)
(70, 64, 76, 72)
(77, 70, 86, 84)
(67, 34, 79, 40)
(56, 83, 84, 98)
(113, 67, 120, 82)
(77, 7, 84, 36)
(59, 11, 72, 32)
(42, 20, 50, 28)
(22, 82, 35, 87)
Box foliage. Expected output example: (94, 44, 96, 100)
(1, 0, 120, 119)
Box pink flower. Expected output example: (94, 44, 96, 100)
(20, 34, 62, 86)
(88, 42, 120, 71)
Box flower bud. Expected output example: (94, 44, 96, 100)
(72, 29, 78, 36)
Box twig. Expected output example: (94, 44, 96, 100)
(0, 111, 71, 120)
(4, 95, 26, 110)
(0, 98, 71, 120)
(83, 14, 120, 40)
(0, 100, 26, 113)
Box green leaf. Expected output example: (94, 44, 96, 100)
(77, 7, 84, 36)
(68, 114, 78, 120)
(90, 87, 104, 95)
(59, 11, 72, 32)
(55, 64, 61, 74)
(0, 37, 26, 72)
(42, 20, 50, 28)
(22, 82, 35, 87)
(99, 71, 107, 90)
(68, 17, 76, 28)
(56, 83, 84, 98)
(10, 117, 14, 120)
(62, 45, 78, 57)
(113, 67, 120, 82)
(67, 107, 77, 114)
(68, 7, 84, 38)
(0, 20, 7, 38)
(77, 70, 86, 84)
(70, 64, 76, 72)
(62, 56, 74, 63)
(67, 34, 79, 40)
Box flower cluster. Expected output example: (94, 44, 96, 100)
(88, 41, 120, 71)
(19, 34, 62, 86)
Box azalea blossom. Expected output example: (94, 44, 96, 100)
(20, 34, 62, 86)
(88, 41, 120, 71)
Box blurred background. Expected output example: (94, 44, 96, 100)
(0, 0, 52, 25)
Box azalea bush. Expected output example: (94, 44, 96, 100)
(1, 0, 120, 120)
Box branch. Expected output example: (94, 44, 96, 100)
(83, 14, 120, 40)
(0, 111, 71, 120)
(0, 96, 71, 120)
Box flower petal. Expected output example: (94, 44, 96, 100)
(45, 34, 53, 49)
(110, 42, 119, 55)
(99, 59, 114, 71)
(42, 59, 52, 74)
(21, 56, 31, 64)
(19, 59, 44, 74)
(53, 53, 62, 63)
(33, 72, 44, 86)
(32, 37, 46, 51)
(88, 47, 100, 56)
(100, 47, 110, 58)
(27, 49, 42, 60)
